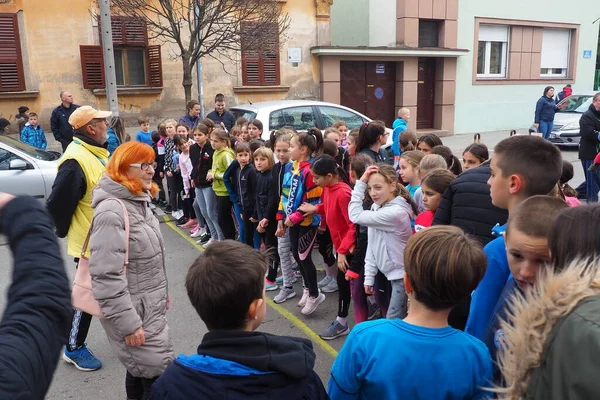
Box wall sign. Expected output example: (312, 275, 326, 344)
(375, 64, 385, 74)
(583, 49, 593, 59)
(374, 87, 384, 99)
(287, 47, 302, 63)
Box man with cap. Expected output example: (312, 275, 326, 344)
(47, 105, 111, 372)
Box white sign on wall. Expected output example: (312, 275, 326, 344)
(287, 47, 302, 63)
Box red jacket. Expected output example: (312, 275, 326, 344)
(315, 182, 356, 255)
(414, 210, 434, 233)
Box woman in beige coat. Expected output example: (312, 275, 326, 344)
(89, 141, 173, 400)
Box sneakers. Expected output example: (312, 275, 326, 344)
(165, 205, 173, 213)
(319, 320, 350, 340)
(176, 216, 188, 226)
(63, 345, 102, 371)
(196, 234, 211, 245)
(200, 238, 214, 247)
(297, 288, 310, 307)
(301, 292, 326, 315)
(317, 276, 333, 288)
(367, 302, 382, 321)
(180, 219, 197, 229)
(321, 279, 338, 293)
(275, 274, 298, 285)
(273, 287, 296, 304)
(265, 280, 278, 291)
(190, 225, 201, 237)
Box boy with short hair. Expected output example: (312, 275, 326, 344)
(466, 135, 563, 339)
(20, 112, 47, 150)
(206, 93, 236, 132)
(483, 195, 568, 381)
(15, 106, 29, 132)
(329, 226, 492, 399)
(135, 116, 153, 146)
(229, 142, 258, 248)
(151, 241, 328, 399)
(392, 107, 410, 158)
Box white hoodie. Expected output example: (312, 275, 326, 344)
(348, 180, 415, 286)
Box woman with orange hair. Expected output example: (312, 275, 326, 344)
(88, 141, 173, 400)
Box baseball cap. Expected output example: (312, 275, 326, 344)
(69, 106, 112, 129)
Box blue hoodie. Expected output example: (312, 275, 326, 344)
(391, 118, 408, 157)
(465, 224, 510, 340)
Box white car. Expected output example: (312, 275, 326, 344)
(549, 93, 595, 147)
(0, 135, 60, 201)
(230, 100, 393, 145)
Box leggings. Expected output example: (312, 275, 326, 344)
(351, 270, 391, 323)
(337, 254, 352, 318)
(216, 195, 236, 240)
(242, 214, 256, 248)
(278, 228, 296, 288)
(387, 279, 408, 320)
(262, 221, 280, 282)
(182, 187, 196, 220)
(152, 172, 166, 202)
(125, 371, 158, 400)
(317, 228, 337, 269)
(166, 174, 182, 212)
(289, 225, 319, 297)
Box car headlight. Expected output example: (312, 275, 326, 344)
(549, 132, 558, 139)
(561, 122, 579, 131)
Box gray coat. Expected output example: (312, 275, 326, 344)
(89, 175, 173, 378)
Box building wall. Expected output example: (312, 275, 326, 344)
(330, 0, 369, 46)
(454, 0, 599, 134)
(0, 0, 320, 133)
(369, 0, 396, 47)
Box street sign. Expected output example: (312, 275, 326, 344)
(287, 47, 302, 63)
(376, 64, 385, 74)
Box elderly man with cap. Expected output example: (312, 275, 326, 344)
(47, 105, 111, 372)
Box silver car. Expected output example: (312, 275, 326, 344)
(230, 100, 393, 145)
(549, 93, 595, 147)
(0, 135, 60, 200)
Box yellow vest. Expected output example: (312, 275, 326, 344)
(58, 139, 109, 257)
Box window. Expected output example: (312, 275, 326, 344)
(318, 106, 366, 129)
(269, 107, 316, 131)
(477, 25, 508, 78)
(80, 16, 162, 89)
(241, 23, 280, 86)
(541, 29, 570, 77)
(419, 20, 439, 48)
(0, 13, 25, 92)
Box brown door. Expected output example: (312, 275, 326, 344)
(417, 58, 436, 129)
(340, 61, 396, 127)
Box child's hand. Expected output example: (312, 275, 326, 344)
(298, 202, 317, 215)
(249, 217, 258, 223)
(360, 165, 379, 183)
(275, 221, 286, 237)
(206, 172, 213, 181)
(159, 172, 164, 178)
(259, 218, 269, 228)
(167, 171, 173, 177)
(364, 285, 374, 295)
(257, 225, 266, 233)
(191, 180, 195, 188)
(345, 274, 353, 281)
(240, 213, 244, 220)
(284, 216, 294, 227)
(338, 254, 349, 272)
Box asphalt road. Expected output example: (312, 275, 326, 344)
(0, 131, 585, 399)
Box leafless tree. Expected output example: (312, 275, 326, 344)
(110, 0, 290, 103)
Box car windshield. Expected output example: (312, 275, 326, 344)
(557, 95, 593, 113)
(230, 108, 257, 121)
(0, 135, 59, 161)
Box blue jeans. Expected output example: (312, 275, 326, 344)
(538, 120, 554, 140)
(581, 160, 600, 202)
(232, 202, 261, 248)
(194, 186, 223, 240)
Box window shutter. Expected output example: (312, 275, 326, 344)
(0, 13, 25, 92)
(242, 50, 261, 85)
(99, 16, 148, 46)
(80, 45, 105, 89)
(541, 29, 570, 69)
(147, 45, 163, 87)
(262, 26, 280, 85)
(241, 22, 280, 86)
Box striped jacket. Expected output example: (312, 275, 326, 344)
(277, 159, 322, 227)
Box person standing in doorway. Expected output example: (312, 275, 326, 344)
(206, 94, 236, 132)
(179, 100, 201, 131)
(578, 92, 600, 202)
(534, 86, 565, 140)
(46, 105, 112, 372)
(51, 91, 80, 151)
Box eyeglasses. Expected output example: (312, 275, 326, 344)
(129, 162, 154, 171)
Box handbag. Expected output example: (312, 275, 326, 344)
(72, 198, 130, 318)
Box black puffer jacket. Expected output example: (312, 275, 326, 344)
(578, 104, 600, 161)
(432, 162, 508, 245)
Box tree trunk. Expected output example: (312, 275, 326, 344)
(182, 55, 193, 104)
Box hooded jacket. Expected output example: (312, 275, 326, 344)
(391, 118, 407, 157)
(150, 330, 328, 400)
(227, 162, 258, 217)
(256, 168, 274, 222)
(266, 162, 288, 220)
(578, 103, 600, 160)
(277, 160, 323, 227)
(190, 141, 214, 188)
(348, 180, 415, 286)
(497, 260, 600, 400)
(534, 93, 558, 124)
(315, 182, 356, 255)
(89, 175, 173, 378)
(211, 147, 235, 196)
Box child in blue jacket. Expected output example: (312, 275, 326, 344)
(20, 112, 46, 150)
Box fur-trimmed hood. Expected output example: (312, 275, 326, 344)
(497, 259, 600, 399)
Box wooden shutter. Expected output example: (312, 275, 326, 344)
(241, 23, 280, 86)
(262, 25, 280, 85)
(147, 45, 163, 87)
(80, 45, 105, 89)
(0, 13, 25, 92)
(99, 16, 148, 46)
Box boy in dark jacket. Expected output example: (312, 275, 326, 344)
(150, 241, 328, 400)
(227, 142, 258, 248)
(151, 131, 167, 207)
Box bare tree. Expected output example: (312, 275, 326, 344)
(110, 0, 290, 103)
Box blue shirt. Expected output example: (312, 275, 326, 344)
(135, 130, 153, 146)
(466, 224, 510, 340)
(329, 319, 492, 400)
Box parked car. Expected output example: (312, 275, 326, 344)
(548, 93, 595, 147)
(0, 135, 60, 200)
(230, 100, 393, 145)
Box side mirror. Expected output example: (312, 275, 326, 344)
(9, 159, 30, 170)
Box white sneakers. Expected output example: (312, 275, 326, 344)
(301, 292, 326, 315)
